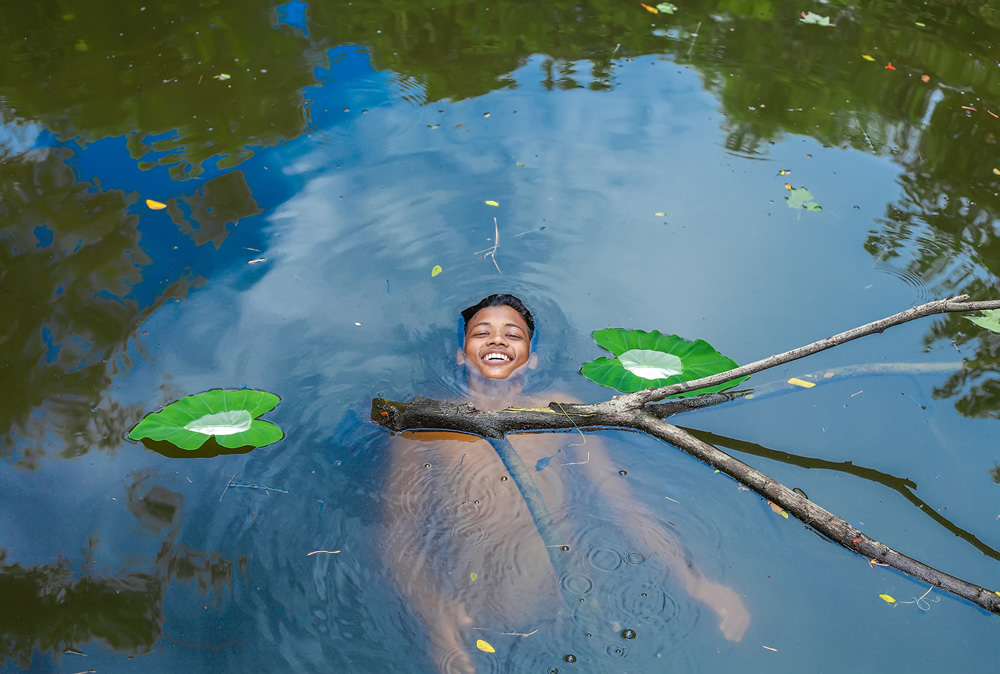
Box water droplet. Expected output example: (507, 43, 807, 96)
(474, 500, 480, 504)
(585, 632, 592, 637)
(561, 545, 570, 551)
(618, 470, 628, 476)
(621, 629, 636, 640)
(500, 476, 508, 481)
(424, 463, 431, 468)
(563, 654, 577, 663)
(641, 592, 648, 597)
(548, 668, 559, 674)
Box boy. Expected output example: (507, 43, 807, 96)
(384, 294, 749, 673)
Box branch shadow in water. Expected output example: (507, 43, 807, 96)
(680, 426, 1000, 563)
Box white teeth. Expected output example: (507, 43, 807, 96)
(484, 353, 510, 361)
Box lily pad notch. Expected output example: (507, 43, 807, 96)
(580, 328, 748, 395)
(129, 388, 284, 451)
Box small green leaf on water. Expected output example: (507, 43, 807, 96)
(915, 22, 925, 27)
(74, 39, 88, 52)
(862, 54, 876, 62)
(656, 2, 678, 13)
(485, 200, 499, 207)
(431, 265, 443, 277)
(470, 572, 478, 581)
(427, 124, 440, 129)
(879, 593, 896, 604)
(515, 162, 526, 167)
(654, 212, 666, 217)
(964, 309, 1000, 333)
(214, 73, 231, 80)
(785, 186, 822, 211)
(799, 11, 834, 26)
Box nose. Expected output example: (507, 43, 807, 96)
(486, 330, 508, 346)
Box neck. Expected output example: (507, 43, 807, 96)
(465, 370, 527, 411)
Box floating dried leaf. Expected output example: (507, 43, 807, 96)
(787, 377, 815, 388)
(485, 200, 500, 207)
(146, 199, 167, 210)
(476, 639, 495, 653)
(879, 593, 896, 604)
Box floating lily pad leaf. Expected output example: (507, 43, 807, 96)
(964, 309, 1000, 333)
(656, 2, 678, 13)
(799, 11, 835, 26)
(129, 389, 283, 451)
(581, 329, 748, 396)
(786, 186, 822, 211)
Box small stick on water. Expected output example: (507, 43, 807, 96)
(474, 217, 503, 274)
(563, 451, 590, 466)
(306, 550, 341, 556)
(687, 21, 702, 58)
(221, 474, 289, 500)
(230, 482, 289, 495)
(219, 472, 237, 502)
(472, 627, 538, 638)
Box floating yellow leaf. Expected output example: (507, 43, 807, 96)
(784, 183, 793, 190)
(767, 501, 789, 518)
(640, 2, 659, 13)
(995, 590, 1000, 597)
(994, 168, 1000, 176)
(484, 200, 499, 207)
(787, 377, 815, 388)
(879, 594, 896, 604)
(862, 54, 876, 62)
(431, 265, 443, 277)
(654, 212, 666, 217)
(778, 169, 791, 176)
(476, 639, 495, 653)
(145, 199, 167, 210)
(470, 572, 478, 581)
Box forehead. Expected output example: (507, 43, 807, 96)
(466, 305, 529, 332)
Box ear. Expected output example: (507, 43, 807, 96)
(456, 348, 466, 365)
(527, 353, 538, 370)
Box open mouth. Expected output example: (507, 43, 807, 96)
(482, 352, 512, 363)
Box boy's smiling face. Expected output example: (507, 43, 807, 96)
(459, 304, 536, 379)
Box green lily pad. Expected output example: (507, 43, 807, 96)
(129, 389, 284, 451)
(964, 309, 1000, 333)
(656, 2, 678, 13)
(581, 329, 748, 395)
(786, 186, 822, 210)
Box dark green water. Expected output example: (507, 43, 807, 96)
(2, 0, 1000, 671)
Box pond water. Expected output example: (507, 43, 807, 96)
(3, 0, 1000, 671)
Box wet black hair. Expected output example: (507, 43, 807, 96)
(461, 294, 535, 340)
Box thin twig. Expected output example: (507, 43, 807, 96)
(229, 482, 289, 495)
(219, 472, 237, 502)
(306, 550, 341, 556)
(472, 627, 538, 637)
(475, 217, 502, 274)
(686, 21, 702, 58)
